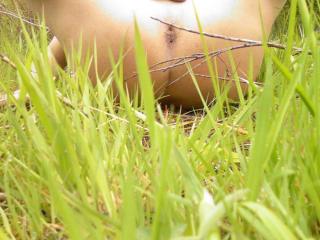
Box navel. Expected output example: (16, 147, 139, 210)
(165, 25, 177, 47)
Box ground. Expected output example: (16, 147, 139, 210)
(0, 0, 320, 239)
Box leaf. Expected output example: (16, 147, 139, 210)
(242, 202, 297, 240)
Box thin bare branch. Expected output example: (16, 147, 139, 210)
(193, 74, 263, 87)
(144, 16, 309, 89)
(0, 9, 46, 29)
(149, 42, 262, 73)
(0, 53, 16, 69)
(0, 88, 75, 111)
(127, 17, 307, 85)
(151, 17, 305, 53)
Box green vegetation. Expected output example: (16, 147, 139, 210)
(0, 0, 319, 239)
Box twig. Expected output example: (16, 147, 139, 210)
(0, 53, 16, 69)
(0, 8, 46, 29)
(151, 17, 305, 53)
(127, 16, 306, 85)
(149, 42, 262, 73)
(193, 74, 263, 87)
(0, 51, 74, 110)
(0, 53, 73, 110)
(145, 16, 310, 89)
(0, 53, 17, 108)
(126, 43, 259, 81)
(146, 16, 310, 86)
(0, 88, 76, 112)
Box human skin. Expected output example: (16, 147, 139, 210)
(21, 0, 287, 108)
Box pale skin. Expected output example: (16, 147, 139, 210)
(22, 0, 287, 108)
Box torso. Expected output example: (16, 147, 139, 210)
(44, 0, 277, 107)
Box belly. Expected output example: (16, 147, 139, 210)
(52, 0, 265, 108)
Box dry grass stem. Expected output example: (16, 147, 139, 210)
(0, 53, 16, 69)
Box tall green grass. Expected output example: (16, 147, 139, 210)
(0, 0, 320, 239)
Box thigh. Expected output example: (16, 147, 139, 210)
(48, 36, 67, 74)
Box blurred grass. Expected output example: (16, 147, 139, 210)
(0, 0, 320, 239)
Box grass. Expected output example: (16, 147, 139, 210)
(0, 0, 320, 239)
